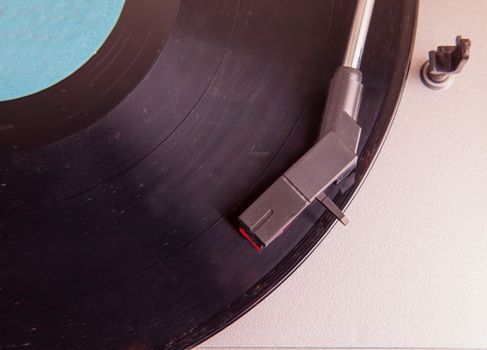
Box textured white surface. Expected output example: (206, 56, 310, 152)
(200, 0, 487, 348)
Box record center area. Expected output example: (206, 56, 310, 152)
(0, 0, 124, 102)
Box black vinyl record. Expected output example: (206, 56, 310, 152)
(0, 0, 417, 349)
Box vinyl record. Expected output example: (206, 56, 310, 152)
(0, 0, 417, 348)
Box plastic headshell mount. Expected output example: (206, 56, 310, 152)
(421, 36, 471, 90)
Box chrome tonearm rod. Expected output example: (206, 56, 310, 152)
(239, 0, 376, 250)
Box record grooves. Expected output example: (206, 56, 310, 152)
(0, 0, 180, 150)
(0, 0, 418, 349)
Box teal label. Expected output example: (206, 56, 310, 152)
(0, 0, 125, 101)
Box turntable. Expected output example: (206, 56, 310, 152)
(2, 1, 482, 349)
